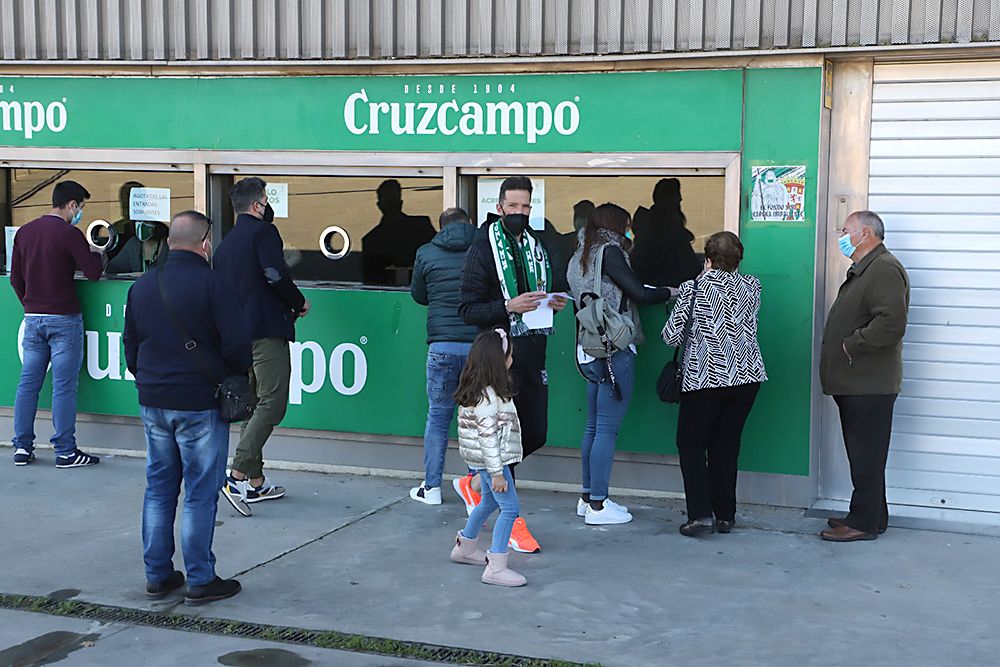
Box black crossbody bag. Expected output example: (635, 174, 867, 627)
(656, 279, 698, 403)
(157, 269, 255, 423)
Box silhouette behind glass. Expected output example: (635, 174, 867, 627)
(631, 178, 702, 288)
(361, 179, 436, 286)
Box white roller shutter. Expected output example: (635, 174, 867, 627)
(868, 61, 1000, 513)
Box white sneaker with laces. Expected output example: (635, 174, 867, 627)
(409, 483, 442, 505)
(585, 503, 633, 525)
(577, 497, 629, 517)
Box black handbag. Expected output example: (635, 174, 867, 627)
(656, 279, 698, 403)
(157, 269, 256, 423)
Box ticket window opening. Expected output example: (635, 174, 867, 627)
(4, 168, 193, 276)
(227, 175, 444, 288)
(471, 175, 726, 292)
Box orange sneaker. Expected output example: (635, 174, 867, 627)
(452, 474, 482, 517)
(508, 517, 540, 553)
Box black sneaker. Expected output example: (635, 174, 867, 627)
(146, 570, 185, 600)
(55, 450, 100, 468)
(185, 577, 241, 606)
(13, 448, 35, 466)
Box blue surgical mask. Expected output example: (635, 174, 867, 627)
(838, 231, 858, 258)
(70, 208, 83, 226)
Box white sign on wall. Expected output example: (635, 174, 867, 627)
(5, 226, 18, 273)
(128, 187, 171, 222)
(476, 178, 546, 231)
(266, 182, 289, 219)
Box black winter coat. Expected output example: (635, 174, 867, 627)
(459, 221, 547, 370)
(410, 223, 479, 344)
(124, 250, 253, 411)
(213, 214, 306, 342)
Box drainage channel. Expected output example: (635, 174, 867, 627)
(0, 593, 599, 667)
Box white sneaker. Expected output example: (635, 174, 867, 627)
(577, 497, 629, 517)
(585, 503, 633, 525)
(409, 482, 442, 505)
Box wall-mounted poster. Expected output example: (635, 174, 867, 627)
(266, 182, 289, 218)
(750, 166, 806, 222)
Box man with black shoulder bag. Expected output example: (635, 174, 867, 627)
(124, 211, 253, 606)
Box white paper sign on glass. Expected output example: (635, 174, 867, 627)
(5, 226, 18, 273)
(476, 178, 546, 231)
(266, 183, 289, 218)
(128, 187, 171, 222)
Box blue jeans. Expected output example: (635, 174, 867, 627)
(141, 406, 229, 587)
(461, 467, 519, 554)
(579, 350, 635, 501)
(422, 342, 472, 489)
(13, 315, 85, 456)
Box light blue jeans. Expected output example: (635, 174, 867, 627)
(141, 406, 229, 587)
(461, 466, 519, 554)
(422, 342, 472, 489)
(579, 350, 636, 501)
(13, 315, 85, 457)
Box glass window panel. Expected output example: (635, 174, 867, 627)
(472, 175, 725, 291)
(232, 175, 444, 287)
(6, 168, 194, 276)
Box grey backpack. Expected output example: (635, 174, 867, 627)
(575, 245, 637, 359)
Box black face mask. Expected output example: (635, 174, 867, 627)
(501, 213, 530, 237)
(262, 203, 275, 223)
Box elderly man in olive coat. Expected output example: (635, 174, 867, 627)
(820, 210, 910, 542)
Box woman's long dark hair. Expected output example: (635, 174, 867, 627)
(454, 330, 513, 407)
(580, 203, 631, 270)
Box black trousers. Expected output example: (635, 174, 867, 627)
(510, 368, 549, 479)
(834, 394, 897, 535)
(676, 383, 761, 522)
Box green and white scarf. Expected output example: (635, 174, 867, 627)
(488, 221, 553, 337)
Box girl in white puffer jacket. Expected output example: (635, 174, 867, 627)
(449, 328, 527, 587)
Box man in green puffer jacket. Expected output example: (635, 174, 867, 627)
(409, 208, 479, 505)
(820, 210, 910, 543)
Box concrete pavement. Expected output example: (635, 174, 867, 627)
(2, 449, 998, 666)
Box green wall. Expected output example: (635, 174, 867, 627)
(0, 67, 822, 476)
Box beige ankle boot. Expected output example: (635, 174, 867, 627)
(481, 551, 527, 587)
(450, 531, 487, 565)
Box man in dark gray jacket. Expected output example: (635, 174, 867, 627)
(820, 210, 910, 542)
(409, 208, 478, 505)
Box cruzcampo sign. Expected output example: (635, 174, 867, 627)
(0, 70, 743, 152)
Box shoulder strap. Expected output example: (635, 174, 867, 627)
(592, 243, 606, 295)
(671, 278, 699, 362)
(157, 268, 221, 386)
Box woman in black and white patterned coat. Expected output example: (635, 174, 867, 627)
(662, 231, 767, 537)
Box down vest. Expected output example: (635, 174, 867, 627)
(411, 223, 479, 344)
(457, 387, 523, 476)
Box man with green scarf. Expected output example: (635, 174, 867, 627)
(458, 176, 567, 553)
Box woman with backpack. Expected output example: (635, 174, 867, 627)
(567, 203, 675, 525)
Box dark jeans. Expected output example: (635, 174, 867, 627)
(510, 367, 548, 479)
(834, 394, 897, 535)
(579, 350, 635, 501)
(422, 342, 472, 489)
(676, 382, 761, 522)
(141, 406, 229, 587)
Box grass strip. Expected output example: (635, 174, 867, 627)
(0, 592, 600, 667)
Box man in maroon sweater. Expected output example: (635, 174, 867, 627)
(9, 181, 105, 468)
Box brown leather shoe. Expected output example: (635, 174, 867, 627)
(827, 517, 888, 535)
(820, 524, 877, 542)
